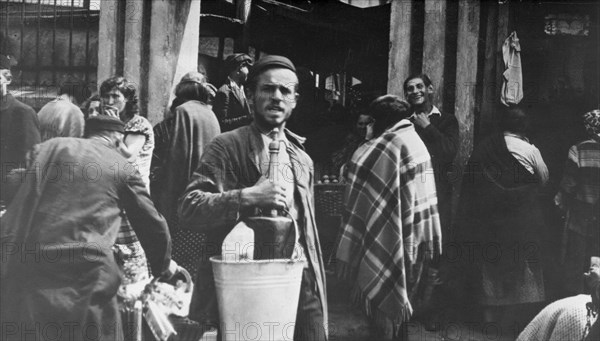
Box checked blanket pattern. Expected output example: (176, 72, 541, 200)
(336, 119, 442, 331)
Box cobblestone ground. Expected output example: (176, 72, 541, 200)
(327, 274, 525, 341)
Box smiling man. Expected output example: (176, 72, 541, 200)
(403, 74, 458, 330)
(179, 55, 328, 340)
(403, 74, 458, 238)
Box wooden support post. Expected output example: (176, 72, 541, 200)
(97, 0, 200, 124)
(147, 0, 200, 124)
(479, 2, 499, 138)
(454, 0, 480, 170)
(496, 3, 510, 104)
(236, 0, 252, 52)
(387, 0, 413, 96)
(97, 0, 123, 86)
(123, 0, 145, 89)
(422, 0, 446, 111)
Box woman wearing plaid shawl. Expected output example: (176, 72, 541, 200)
(336, 95, 442, 340)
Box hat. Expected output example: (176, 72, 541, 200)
(178, 71, 206, 85)
(225, 53, 253, 70)
(0, 54, 11, 70)
(247, 55, 296, 83)
(85, 115, 125, 135)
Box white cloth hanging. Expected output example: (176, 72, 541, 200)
(501, 31, 523, 106)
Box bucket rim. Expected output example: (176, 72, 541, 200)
(210, 255, 306, 265)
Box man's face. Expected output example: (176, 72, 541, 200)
(355, 114, 373, 138)
(236, 64, 250, 83)
(249, 68, 298, 130)
(0, 69, 11, 85)
(356, 115, 372, 130)
(101, 88, 127, 115)
(404, 78, 433, 107)
(1, 69, 11, 95)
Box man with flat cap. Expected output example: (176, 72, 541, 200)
(180, 55, 328, 340)
(1, 115, 175, 341)
(213, 53, 254, 132)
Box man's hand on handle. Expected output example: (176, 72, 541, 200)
(240, 176, 287, 210)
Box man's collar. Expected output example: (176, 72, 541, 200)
(428, 105, 441, 117)
(54, 94, 71, 103)
(0, 92, 15, 110)
(504, 131, 530, 143)
(228, 76, 240, 88)
(386, 119, 414, 133)
(251, 122, 306, 148)
(412, 105, 440, 117)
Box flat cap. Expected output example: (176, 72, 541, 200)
(178, 71, 206, 85)
(85, 115, 125, 135)
(225, 53, 253, 71)
(248, 55, 296, 83)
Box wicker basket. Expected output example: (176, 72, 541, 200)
(314, 183, 345, 217)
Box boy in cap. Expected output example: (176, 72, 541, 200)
(213, 53, 253, 132)
(180, 55, 328, 340)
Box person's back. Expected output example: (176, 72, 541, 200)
(1, 137, 131, 340)
(1, 117, 173, 340)
(21, 138, 126, 238)
(1, 54, 41, 174)
(338, 95, 441, 340)
(0, 93, 40, 171)
(151, 72, 221, 279)
(37, 96, 84, 141)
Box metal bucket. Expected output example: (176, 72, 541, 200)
(210, 256, 305, 341)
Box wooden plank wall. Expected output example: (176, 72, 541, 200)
(387, 0, 413, 95)
(454, 0, 480, 171)
(422, 0, 447, 112)
(388, 0, 491, 224)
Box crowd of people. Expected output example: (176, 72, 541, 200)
(0, 48, 598, 341)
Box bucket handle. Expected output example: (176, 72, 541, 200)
(149, 265, 193, 293)
(280, 208, 303, 262)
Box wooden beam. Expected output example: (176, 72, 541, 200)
(97, 0, 122, 86)
(235, 0, 251, 52)
(496, 3, 510, 103)
(387, 0, 413, 96)
(422, 0, 446, 111)
(147, 0, 201, 124)
(123, 0, 145, 88)
(479, 2, 499, 139)
(454, 0, 480, 170)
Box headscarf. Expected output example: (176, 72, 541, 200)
(583, 109, 600, 141)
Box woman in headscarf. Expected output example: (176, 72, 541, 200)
(150, 71, 220, 278)
(455, 106, 548, 324)
(555, 109, 600, 296)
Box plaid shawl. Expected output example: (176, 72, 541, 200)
(336, 119, 442, 329)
